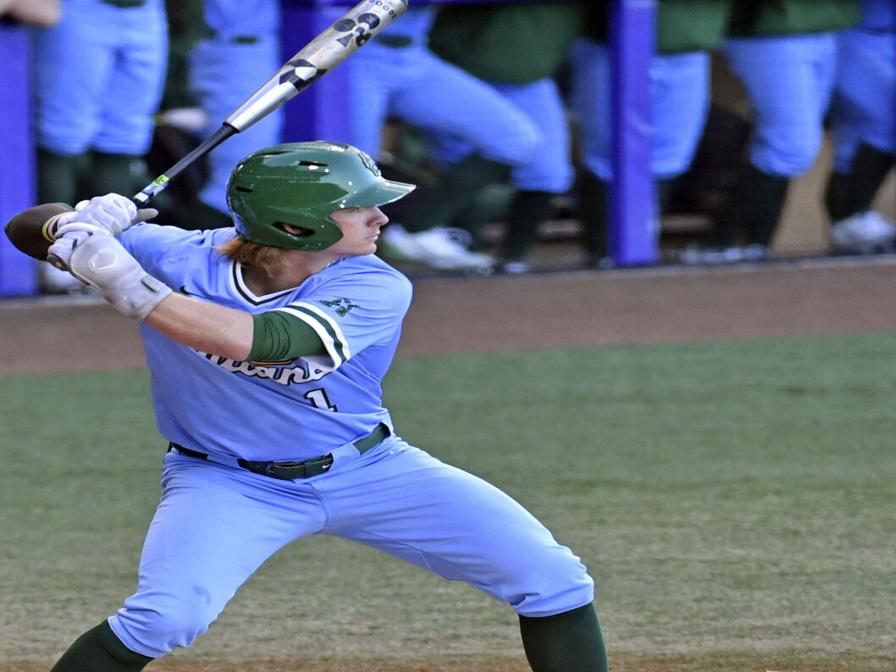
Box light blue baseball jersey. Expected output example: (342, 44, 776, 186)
(119, 224, 412, 462)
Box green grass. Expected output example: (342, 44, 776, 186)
(2, 333, 895, 670)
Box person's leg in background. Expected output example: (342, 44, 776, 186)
(391, 48, 539, 237)
(185, 0, 283, 230)
(824, 22, 896, 254)
(569, 37, 613, 266)
(334, 7, 531, 270)
(489, 78, 575, 274)
(91, 0, 169, 200)
(648, 51, 712, 264)
(32, 0, 125, 292)
(374, 45, 540, 270)
(709, 33, 838, 258)
(571, 40, 710, 267)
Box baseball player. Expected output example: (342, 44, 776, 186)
(331, 5, 541, 270)
(701, 0, 861, 258)
(425, 2, 588, 273)
(185, 0, 284, 229)
(571, 1, 728, 268)
(5, 142, 607, 672)
(824, 0, 896, 253)
(32, 0, 168, 291)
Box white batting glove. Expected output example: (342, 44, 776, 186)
(44, 222, 102, 272)
(48, 226, 172, 321)
(52, 193, 158, 238)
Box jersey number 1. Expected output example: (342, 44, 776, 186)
(305, 388, 337, 411)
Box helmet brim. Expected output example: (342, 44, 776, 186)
(348, 178, 417, 209)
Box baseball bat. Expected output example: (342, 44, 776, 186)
(132, 0, 409, 206)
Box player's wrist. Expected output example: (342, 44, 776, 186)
(110, 272, 173, 321)
(52, 229, 173, 320)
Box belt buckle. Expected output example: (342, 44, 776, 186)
(266, 461, 305, 479)
(266, 455, 332, 480)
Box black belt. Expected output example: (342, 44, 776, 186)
(100, 0, 147, 7)
(376, 35, 413, 48)
(168, 423, 390, 480)
(198, 25, 261, 44)
(205, 33, 260, 44)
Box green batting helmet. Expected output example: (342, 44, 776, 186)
(226, 141, 416, 250)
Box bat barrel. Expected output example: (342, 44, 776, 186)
(226, 0, 408, 132)
(133, 0, 408, 207)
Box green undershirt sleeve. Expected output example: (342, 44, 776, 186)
(248, 310, 327, 362)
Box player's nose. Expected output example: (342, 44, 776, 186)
(369, 207, 388, 228)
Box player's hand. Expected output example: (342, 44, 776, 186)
(53, 193, 158, 238)
(48, 224, 172, 320)
(44, 222, 102, 271)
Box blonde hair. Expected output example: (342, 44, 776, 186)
(216, 236, 288, 277)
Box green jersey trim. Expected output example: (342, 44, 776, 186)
(277, 303, 352, 369)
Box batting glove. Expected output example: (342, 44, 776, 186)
(48, 225, 172, 321)
(51, 193, 158, 239)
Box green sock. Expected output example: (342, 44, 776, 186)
(50, 620, 153, 672)
(710, 162, 789, 247)
(519, 603, 608, 672)
(825, 143, 895, 221)
(90, 152, 151, 196)
(656, 177, 675, 212)
(91, 151, 179, 219)
(578, 171, 610, 263)
(401, 153, 511, 234)
(500, 190, 555, 262)
(37, 148, 90, 204)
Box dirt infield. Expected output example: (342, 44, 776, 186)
(2, 256, 895, 375)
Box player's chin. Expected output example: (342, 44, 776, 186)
(343, 242, 378, 257)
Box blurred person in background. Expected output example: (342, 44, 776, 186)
(31, 0, 169, 293)
(418, 1, 587, 275)
(0, 0, 59, 26)
(824, 0, 896, 256)
(571, 0, 732, 269)
(136, 0, 208, 229)
(183, 0, 284, 230)
(332, 5, 541, 272)
(685, 0, 861, 264)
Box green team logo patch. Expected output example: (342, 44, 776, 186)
(320, 297, 359, 317)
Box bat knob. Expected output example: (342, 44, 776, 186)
(46, 252, 69, 271)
